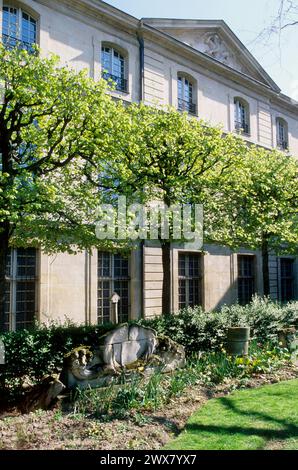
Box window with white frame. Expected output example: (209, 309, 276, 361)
(178, 253, 202, 309)
(234, 98, 250, 134)
(276, 118, 289, 150)
(178, 75, 196, 114)
(97, 252, 130, 324)
(2, 4, 37, 53)
(101, 46, 127, 92)
(4, 248, 37, 332)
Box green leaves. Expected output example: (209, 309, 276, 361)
(0, 45, 125, 252)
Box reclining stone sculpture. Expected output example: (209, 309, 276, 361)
(60, 324, 185, 390)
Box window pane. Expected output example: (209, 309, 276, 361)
(101, 47, 112, 74)
(4, 282, 10, 332)
(21, 12, 36, 45)
(98, 252, 130, 324)
(178, 253, 201, 309)
(280, 258, 294, 302)
(2, 6, 18, 46)
(238, 255, 255, 305)
(178, 279, 186, 309)
(98, 251, 110, 277)
(114, 280, 129, 323)
(15, 280, 36, 330)
(112, 50, 124, 79)
(17, 248, 36, 278)
(3, 248, 37, 331)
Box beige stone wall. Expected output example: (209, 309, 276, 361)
(1, 0, 297, 325)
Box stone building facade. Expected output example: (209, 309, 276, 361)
(1, 0, 298, 330)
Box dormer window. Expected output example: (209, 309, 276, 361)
(2, 5, 37, 53)
(234, 98, 250, 135)
(276, 118, 288, 150)
(178, 75, 196, 115)
(101, 45, 128, 93)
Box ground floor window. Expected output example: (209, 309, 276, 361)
(280, 258, 295, 302)
(97, 252, 130, 324)
(4, 248, 37, 331)
(178, 253, 202, 309)
(237, 255, 255, 305)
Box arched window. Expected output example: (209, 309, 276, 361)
(2, 4, 37, 53)
(178, 74, 196, 115)
(101, 45, 128, 92)
(234, 98, 250, 134)
(276, 117, 288, 150)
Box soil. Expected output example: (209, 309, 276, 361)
(0, 365, 297, 450)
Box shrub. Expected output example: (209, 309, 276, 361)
(0, 322, 114, 399)
(0, 296, 297, 399)
(142, 296, 298, 353)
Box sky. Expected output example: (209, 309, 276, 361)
(104, 0, 298, 100)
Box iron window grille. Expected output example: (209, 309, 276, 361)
(178, 253, 202, 309)
(97, 252, 130, 324)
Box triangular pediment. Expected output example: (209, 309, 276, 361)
(142, 19, 280, 92)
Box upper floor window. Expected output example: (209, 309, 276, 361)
(276, 118, 289, 150)
(178, 75, 196, 115)
(2, 4, 37, 53)
(101, 45, 128, 93)
(234, 98, 250, 135)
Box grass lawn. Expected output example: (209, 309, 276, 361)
(165, 379, 298, 450)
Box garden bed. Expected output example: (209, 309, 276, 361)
(0, 365, 297, 450)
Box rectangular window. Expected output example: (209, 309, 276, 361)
(4, 248, 37, 331)
(280, 258, 295, 302)
(178, 253, 202, 309)
(237, 255, 255, 305)
(97, 252, 130, 324)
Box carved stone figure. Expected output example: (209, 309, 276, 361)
(60, 324, 185, 390)
(204, 33, 231, 64)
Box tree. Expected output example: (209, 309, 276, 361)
(253, 1, 298, 60)
(0, 46, 126, 330)
(100, 103, 248, 314)
(208, 145, 298, 296)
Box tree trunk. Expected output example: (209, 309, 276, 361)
(0, 223, 10, 332)
(262, 235, 270, 297)
(161, 240, 171, 314)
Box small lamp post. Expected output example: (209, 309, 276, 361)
(110, 292, 121, 324)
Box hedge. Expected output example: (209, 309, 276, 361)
(0, 296, 297, 399)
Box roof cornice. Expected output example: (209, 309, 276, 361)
(142, 18, 280, 93)
(139, 22, 298, 115)
(36, 0, 139, 31)
(34, 1, 298, 114)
